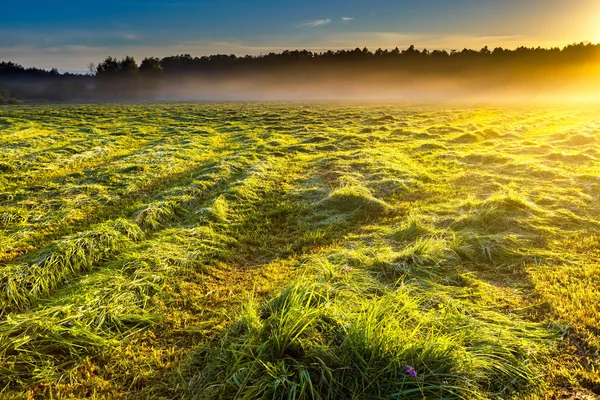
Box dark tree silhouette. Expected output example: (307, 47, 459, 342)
(95, 56, 139, 97)
(2, 42, 600, 100)
(140, 57, 162, 78)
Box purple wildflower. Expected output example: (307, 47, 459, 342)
(342, 265, 353, 273)
(405, 365, 418, 378)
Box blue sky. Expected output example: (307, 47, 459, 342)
(1, 0, 598, 71)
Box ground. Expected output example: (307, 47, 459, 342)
(0, 103, 598, 399)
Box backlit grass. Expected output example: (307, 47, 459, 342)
(0, 103, 598, 399)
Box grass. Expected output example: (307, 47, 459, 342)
(187, 266, 554, 399)
(0, 103, 599, 399)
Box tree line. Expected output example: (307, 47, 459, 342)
(92, 41, 600, 79)
(2, 42, 600, 100)
(0, 61, 91, 101)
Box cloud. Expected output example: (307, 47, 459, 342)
(119, 33, 138, 41)
(341, 17, 354, 22)
(298, 19, 331, 28)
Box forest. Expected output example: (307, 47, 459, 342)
(1, 42, 600, 101)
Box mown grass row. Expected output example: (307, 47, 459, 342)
(0, 150, 262, 315)
(0, 219, 144, 312)
(0, 141, 234, 264)
(0, 261, 163, 387)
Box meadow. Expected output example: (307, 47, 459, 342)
(0, 103, 598, 399)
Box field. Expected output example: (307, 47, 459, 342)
(0, 103, 599, 399)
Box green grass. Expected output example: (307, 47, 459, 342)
(0, 103, 599, 399)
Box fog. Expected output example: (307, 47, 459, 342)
(4, 58, 600, 105)
(124, 69, 600, 105)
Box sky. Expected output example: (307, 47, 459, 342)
(1, 0, 599, 72)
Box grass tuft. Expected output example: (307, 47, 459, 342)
(319, 184, 390, 216)
(134, 200, 187, 230)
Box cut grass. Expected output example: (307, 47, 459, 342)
(0, 219, 143, 311)
(0, 262, 163, 389)
(0, 103, 599, 399)
(187, 261, 555, 399)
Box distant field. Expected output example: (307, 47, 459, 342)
(0, 103, 599, 399)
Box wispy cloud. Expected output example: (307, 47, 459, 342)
(299, 19, 331, 28)
(341, 17, 354, 22)
(119, 33, 138, 41)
